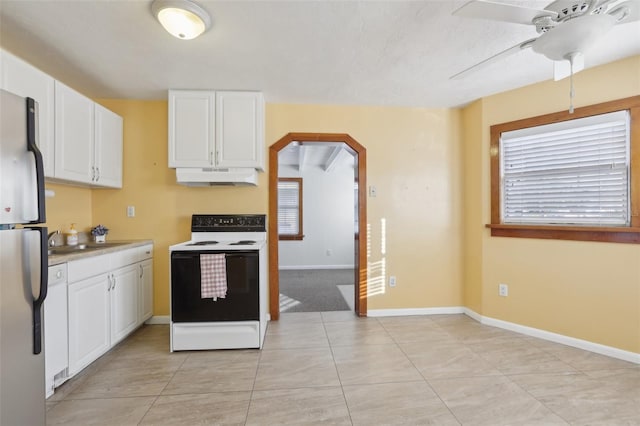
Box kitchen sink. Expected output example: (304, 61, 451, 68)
(48, 242, 128, 256)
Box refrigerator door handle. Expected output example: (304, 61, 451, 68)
(26, 226, 48, 355)
(26, 97, 46, 224)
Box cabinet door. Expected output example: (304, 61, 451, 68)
(138, 259, 153, 324)
(110, 265, 138, 345)
(215, 91, 265, 170)
(94, 104, 123, 188)
(168, 90, 214, 168)
(54, 81, 94, 184)
(1, 50, 56, 177)
(68, 275, 110, 376)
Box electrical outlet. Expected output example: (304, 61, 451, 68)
(127, 206, 135, 217)
(389, 276, 396, 287)
(369, 186, 377, 197)
(499, 283, 508, 297)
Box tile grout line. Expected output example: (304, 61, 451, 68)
(322, 313, 355, 425)
(136, 333, 190, 425)
(382, 317, 464, 426)
(244, 330, 268, 426)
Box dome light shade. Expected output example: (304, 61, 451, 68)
(151, 0, 211, 40)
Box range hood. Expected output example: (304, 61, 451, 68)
(176, 168, 258, 186)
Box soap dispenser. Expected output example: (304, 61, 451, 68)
(66, 223, 78, 246)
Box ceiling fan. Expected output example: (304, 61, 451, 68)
(451, 0, 640, 81)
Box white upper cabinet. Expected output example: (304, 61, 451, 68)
(54, 80, 94, 184)
(168, 90, 264, 170)
(54, 81, 123, 188)
(94, 104, 123, 188)
(216, 91, 264, 170)
(1, 49, 123, 188)
(168, 90, 215, 168)
(1, 50, 56, 177)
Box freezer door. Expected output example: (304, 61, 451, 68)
(0, 89, 45, 225)
(0, 229, 46, 425)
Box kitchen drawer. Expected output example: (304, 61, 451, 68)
(67, 253, 111, 283)
(48, 263, 67, 286)
(138, 244, 153, 262)
(110, 247, 139, 270)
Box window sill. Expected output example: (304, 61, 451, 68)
(486, 224, 640, 244)
(278, 235, 304, 241)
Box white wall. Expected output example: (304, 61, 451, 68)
(278, 156, 355, 269)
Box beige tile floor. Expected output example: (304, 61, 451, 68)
(46, 312, 640, 425)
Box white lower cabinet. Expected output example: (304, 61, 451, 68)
(110, 265, 139, 345)
(138, 259, 153, 324)
(65, 244, 154, 380)
(68, 273, 111, 376)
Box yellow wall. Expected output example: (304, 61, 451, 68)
(41, 51, 639, 354)
(44, 183, 92, 235)
(463, 55, 640, 353)
(461, 99, 483, 313)
(87, 102, 464, 315)
(268, 105, 464, 310)
(92, 99, 268, 316)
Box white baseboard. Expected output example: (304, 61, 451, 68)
(278, 265, 355, 271)
(366, 307, 639, 364)
(367, 307, 465, 317)
(145, 315, 170, 325)
(466, 309, 640, 365)
(462, 307, 482, 322)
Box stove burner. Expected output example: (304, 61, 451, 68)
(229, 240, 256, 245)
(187, 241, 219, 246)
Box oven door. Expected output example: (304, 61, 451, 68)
(171, 250, 259, 322)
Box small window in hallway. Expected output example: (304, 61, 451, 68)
(278, 177, 303, 240)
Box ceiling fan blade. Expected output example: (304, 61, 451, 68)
(553, 52, 585, 81)
(608, 0, 640, 23)
(450, 38, 536, 80)
(453, 0, 557, 25)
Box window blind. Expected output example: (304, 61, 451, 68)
(278, 180, 300, 235)
(500, 110, 630, 226)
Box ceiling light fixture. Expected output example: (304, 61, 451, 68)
(151, 0, 211, 40)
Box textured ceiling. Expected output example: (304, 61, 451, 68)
(0, 0, 638, 108)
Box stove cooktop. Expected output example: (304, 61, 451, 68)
(186, 241, 219, 246)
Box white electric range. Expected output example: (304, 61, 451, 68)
(169, 214, 267, 351)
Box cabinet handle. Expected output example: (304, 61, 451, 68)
(91, 166, 96, 181)
(107, 275, 112, 291)
(56, 270, 62, 279)
(112, 274, 116, 290)
(96, 167, 100, 182)
(210, 151, 214, 165)
(139, 264, 143, 278)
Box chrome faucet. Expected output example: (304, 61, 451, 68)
(47, 230, 60, 247)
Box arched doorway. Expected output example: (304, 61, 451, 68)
(269, 133, 367, 320)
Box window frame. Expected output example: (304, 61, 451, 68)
(277, 177, 304, 241)
(488, 96, 640, 244)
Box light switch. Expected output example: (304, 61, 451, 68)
(127, 206, 135, 217)
(369, 186, 377, 197)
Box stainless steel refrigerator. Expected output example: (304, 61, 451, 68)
(0, 89, 48, 425)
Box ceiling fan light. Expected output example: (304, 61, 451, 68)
(532, 14, 616, 60)
(151, 0, 211, 40)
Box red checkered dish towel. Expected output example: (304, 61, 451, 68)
(200, 253, 227, 299)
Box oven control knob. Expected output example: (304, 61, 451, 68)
(237, 218, 246, 226)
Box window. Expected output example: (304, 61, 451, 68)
(278, 178, 303, 240)
(489, 96, 640, 244)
